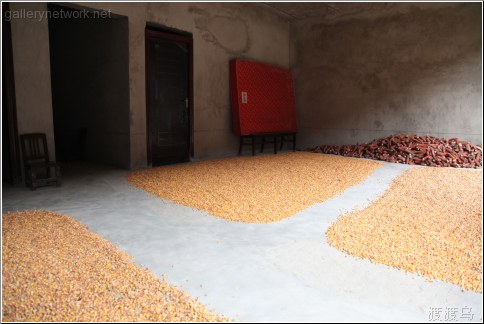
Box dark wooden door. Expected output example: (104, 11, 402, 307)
(146, 28, 192, 166)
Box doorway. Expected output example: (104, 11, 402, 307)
(48, 4, 130, 169)
(145, 27, 193, 166)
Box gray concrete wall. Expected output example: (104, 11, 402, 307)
(86, 2, 290, 164)
(9, 2, 290, 169)
(10, 2, 56, 162)
(49, 8, 130, 168)
(12, 3, 478, 165)
(291, 3, 482, 147)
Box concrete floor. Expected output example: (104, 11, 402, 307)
(2, 157, 482, 322)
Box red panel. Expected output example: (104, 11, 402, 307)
(230, 59, 297, 136)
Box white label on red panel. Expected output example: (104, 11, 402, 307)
(241, 92, 248, 104)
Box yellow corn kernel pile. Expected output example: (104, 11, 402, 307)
(128, 152, 382, 223)
(2, 210, 229, 322)
(327, 167, 483, 292)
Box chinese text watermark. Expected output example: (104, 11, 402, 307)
(429, 306, 478, 322)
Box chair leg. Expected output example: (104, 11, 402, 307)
(30, 172, 36, 191)
(279, 135, 284, 151)
(24, 167, 29, 188)
(292, 133, 296, 151)
(260, 136, 265, 153)
(274, 136, 277, 154)
(56, 166, 62, 187)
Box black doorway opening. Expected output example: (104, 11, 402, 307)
(48, 4, 130, 169)
(145, 27, 193, 167)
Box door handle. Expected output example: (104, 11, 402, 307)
(180, 98, 189, 108)
(182, 98, 188, 122)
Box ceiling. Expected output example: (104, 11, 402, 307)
(260, 2, 455, 22)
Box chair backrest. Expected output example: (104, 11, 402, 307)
(20, 133, 50, 164)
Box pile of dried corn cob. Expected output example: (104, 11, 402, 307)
(311, 134, 482, 168)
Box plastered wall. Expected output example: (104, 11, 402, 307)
(9, 2, 481, 170)
(291, 3, 482, 147)
(9, 2, 290, 169)
(10, 2, 56, 162)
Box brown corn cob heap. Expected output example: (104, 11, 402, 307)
(311, 134, 482, 168)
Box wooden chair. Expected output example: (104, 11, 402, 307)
(20, 133, 61, 190)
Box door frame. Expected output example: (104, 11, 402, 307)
(2, 2, 22, 184)
(145, 27, 194, 166)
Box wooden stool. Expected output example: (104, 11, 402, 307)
(279, 133, 296, 152)
(260, 134, 278, 154)
(239, 133, 277, 156)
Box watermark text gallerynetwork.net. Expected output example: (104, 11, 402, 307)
(4, 8, 112, 22)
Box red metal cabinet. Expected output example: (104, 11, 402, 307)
(230, 59, 297, 136)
